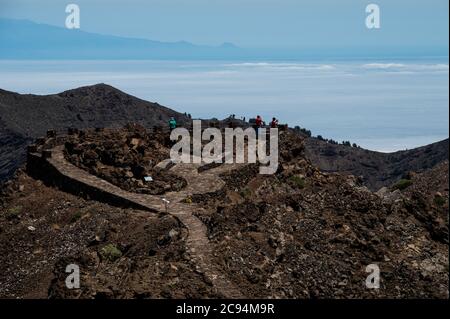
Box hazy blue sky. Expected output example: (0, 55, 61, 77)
(0, 0, 448, 49)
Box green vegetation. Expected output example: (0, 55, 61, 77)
(315, 134, 359, 147)
(100, 244, 123, 262)
(5, 206, 22, 220)
(294, 126, 312, 137)
(70, 211, 83, 223)
(434, 195, 446, 207)
(289, 175, 305, 189)
(342, 141, 351, 147)
(239, 187, 252, 199)
(392, 179, 413, 191)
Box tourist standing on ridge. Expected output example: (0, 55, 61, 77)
(255, 115, 264, 134)
(255, 115, 263, 128)
(270, 117, 279, 128)
(168, 117, 177, 131)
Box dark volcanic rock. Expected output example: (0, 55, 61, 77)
(0, 84, 189, 183)
(194, 132, 449, 299)
(0, 129, 448, 299)
(64, 124, 187, 195)
(0, 120, 32, 183)
(304, 136, 449, 191)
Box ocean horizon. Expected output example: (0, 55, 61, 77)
(0, 58, 448, 152)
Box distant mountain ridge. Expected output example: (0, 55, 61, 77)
(2, 18, 446, 60)
(304, 137, 449, 190)
(0, 84, 189, 181)
(0, 18, 241, 59)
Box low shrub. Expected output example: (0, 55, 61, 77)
(70, 211, 83, 223)
(5, 206, 22, 220)
(434, 195, 446, 207)
(289, 175, 305, 189)
(392, 179, 413, 191)
(100, 244, 122, 262)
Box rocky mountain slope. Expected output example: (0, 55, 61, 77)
(304, 137, 449, 191)
(0, 128, 447, 298)
(0, 173, 216, 298)
(1, 83, 448, 193)
(194, 133, 448, 298)
(0, 84, 188, 182)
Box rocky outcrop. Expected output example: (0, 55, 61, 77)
(63, 124, 186, 195)
(0, 84, 189, 182)
(304, 137, 449, 191)
(24, 129, 246, 298)
(194, 132, 449, 298)
(1, 126, 448, 299)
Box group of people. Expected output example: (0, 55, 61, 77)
(168, 115, 279, 131)
(255, 115, 279, 128)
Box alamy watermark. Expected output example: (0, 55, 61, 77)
(64, 3, 380, 31)
(65, 4, 80, 29)
(366, 4, 381, 29)
(65, 263, 80, 289)
(170, 120, 279, 174)
(365, 264, 380, 289)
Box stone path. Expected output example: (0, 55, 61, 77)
(43, 145, 246, 298)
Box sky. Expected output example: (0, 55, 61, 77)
(0, 0, 448, 50)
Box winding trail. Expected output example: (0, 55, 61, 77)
(39, 145, 246, 298)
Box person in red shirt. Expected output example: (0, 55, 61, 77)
(255, 115, 263, 128)
(270, 117, 278, 128)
